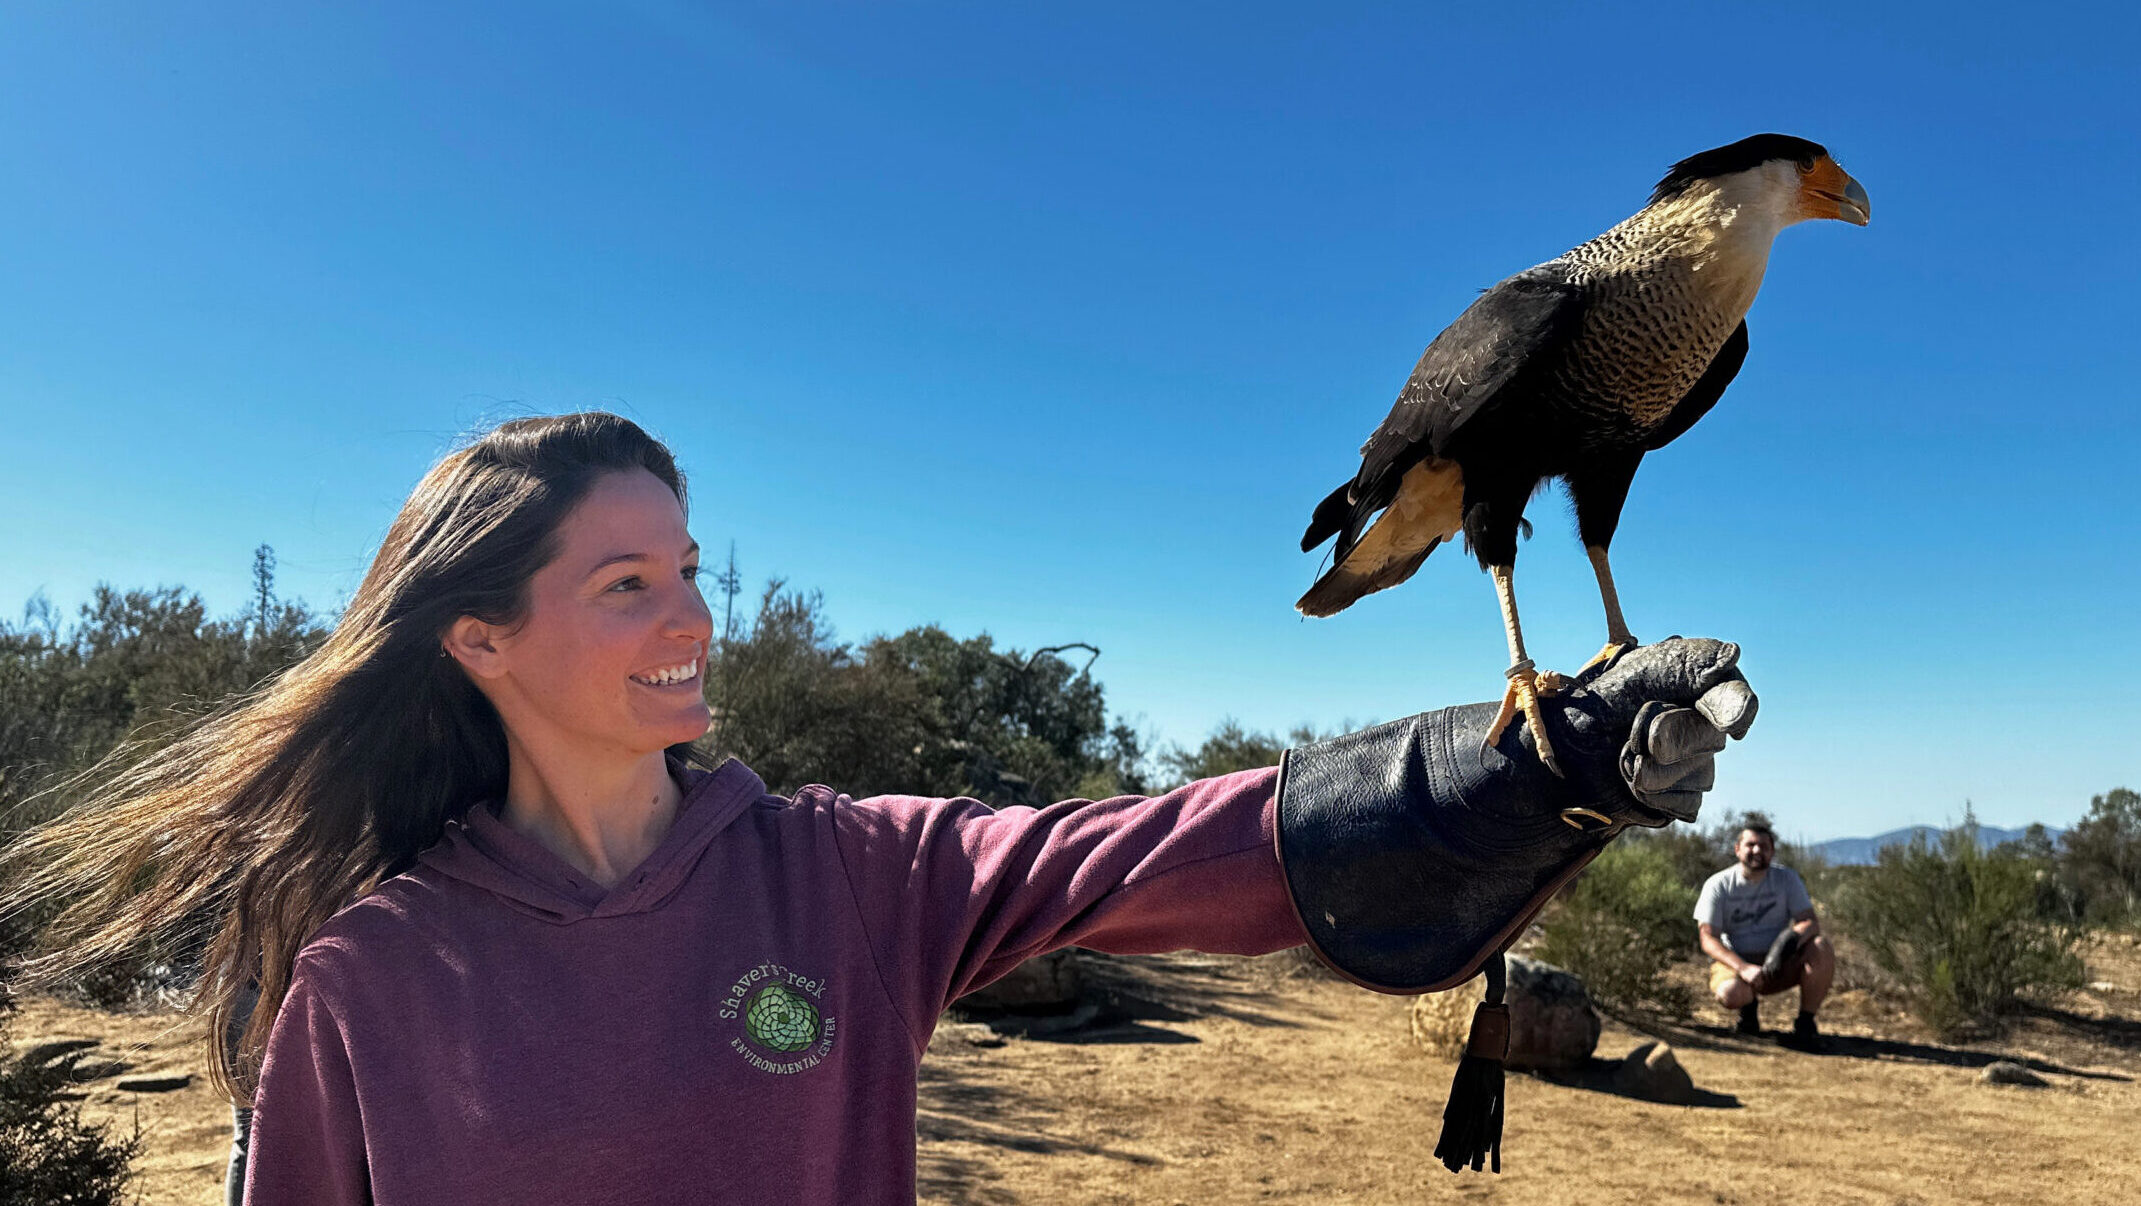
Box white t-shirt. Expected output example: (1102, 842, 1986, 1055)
(1693, 864, 1812, 959)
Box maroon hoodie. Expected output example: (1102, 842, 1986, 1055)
(244, 758, 1305, 1204)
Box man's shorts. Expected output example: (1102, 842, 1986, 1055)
(1709, 949, 1805, 997)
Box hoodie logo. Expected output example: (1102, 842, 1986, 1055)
(719, 960, 838, 1074)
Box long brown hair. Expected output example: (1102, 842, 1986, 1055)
(0, 412, 712, 1101)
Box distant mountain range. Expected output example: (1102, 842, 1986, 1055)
(1808, 825, 2062, 866)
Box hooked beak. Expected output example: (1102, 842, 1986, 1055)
(1834, 175, 1871, 226)
(1806, 156, 1871, 226)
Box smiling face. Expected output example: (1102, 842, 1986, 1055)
(1735, 828, 1775, 873)
(449, 468, 714, 765)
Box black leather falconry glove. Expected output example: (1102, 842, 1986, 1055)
(1276, 636, 1755, 992)
(1272, 637, 1757, 1173)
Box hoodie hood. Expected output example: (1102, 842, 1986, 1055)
(418, 757, 768, 924)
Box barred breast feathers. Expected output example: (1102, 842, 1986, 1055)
(1557, 160, 1801, 321)
(1511, 162, 1802, 436)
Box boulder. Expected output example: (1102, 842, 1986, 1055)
(1502, 956, 1603, 1071)
(1613, 1041, 1696, 1104)
(956, 950, 1083, 1011)
(1407, 955, 1601, 1071)
(1978, 1061, 2048, 1088)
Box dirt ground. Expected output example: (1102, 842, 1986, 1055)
(12, 935, 2139, 1205)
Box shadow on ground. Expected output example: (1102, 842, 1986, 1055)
(2013, 1001, 2141, 1053)
(1531, 1057, 1742, 1108)
(1657, 1019, 2132, 1082)
(916, 1036, 1163, 1206)
(952, 950, 1325, 1046)
(919, 950, 1316, 1203)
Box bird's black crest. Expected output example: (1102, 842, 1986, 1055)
(1650, 134, 1829, 204)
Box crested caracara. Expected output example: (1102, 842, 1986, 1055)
(1298, 134, 1868, 773)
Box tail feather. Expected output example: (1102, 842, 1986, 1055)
(1295, 456, 1465, 617)
(1295, 538, 1441, 616)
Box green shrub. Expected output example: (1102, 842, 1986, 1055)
(1, 883, 142, 1201)
(1993, 822, 2091, 926)
(2059, 788, 2140, 927)
(0, 1008, 141, 1204)
(1534, 840, 1695, 1016)
(1834, 817, 2085, 1038)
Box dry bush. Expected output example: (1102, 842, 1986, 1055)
(1833, 820, 2085, 1038)
(1533, 841, 1694, 1017)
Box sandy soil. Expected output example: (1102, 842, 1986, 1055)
(12, 936, 2138, 1205)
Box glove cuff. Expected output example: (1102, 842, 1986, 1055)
(1273, 703, 1636, 994)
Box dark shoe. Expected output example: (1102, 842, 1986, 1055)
(1783, 1012, 1828, 1052)
(1736, 1003, 1761, 1036)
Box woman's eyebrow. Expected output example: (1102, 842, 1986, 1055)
(582, 542, 700, 579)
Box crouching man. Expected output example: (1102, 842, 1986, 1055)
(1694, 821, 1834, 1050)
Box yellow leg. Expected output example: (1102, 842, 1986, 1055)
(1577, 544, 1639, 675)
(1482, 565, 1566, 776)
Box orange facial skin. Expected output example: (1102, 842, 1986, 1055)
(1800, 155, 1871, 225)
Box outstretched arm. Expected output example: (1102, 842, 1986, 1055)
(830, 766, 1306, 1049)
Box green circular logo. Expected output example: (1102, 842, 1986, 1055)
(744, 983, 822, 1053)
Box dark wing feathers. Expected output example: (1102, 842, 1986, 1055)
(1644, 321, 1748, 451)
(1358, 265, 1584, 486)
(1300, 264, 1585, 555)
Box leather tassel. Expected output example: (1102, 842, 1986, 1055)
(1433, 953, 1509, 1174)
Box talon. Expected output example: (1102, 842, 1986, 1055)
(1484, 688, 1522, 752)
(1483, 664, 1566, 776)
(1578, 637, 1638, 677)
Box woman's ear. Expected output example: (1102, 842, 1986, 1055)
(442, 614, 511, 680)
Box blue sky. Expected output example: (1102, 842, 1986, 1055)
(1, 2, 2135, 841)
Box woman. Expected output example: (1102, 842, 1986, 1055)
(1, 412, 1753, 1203)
